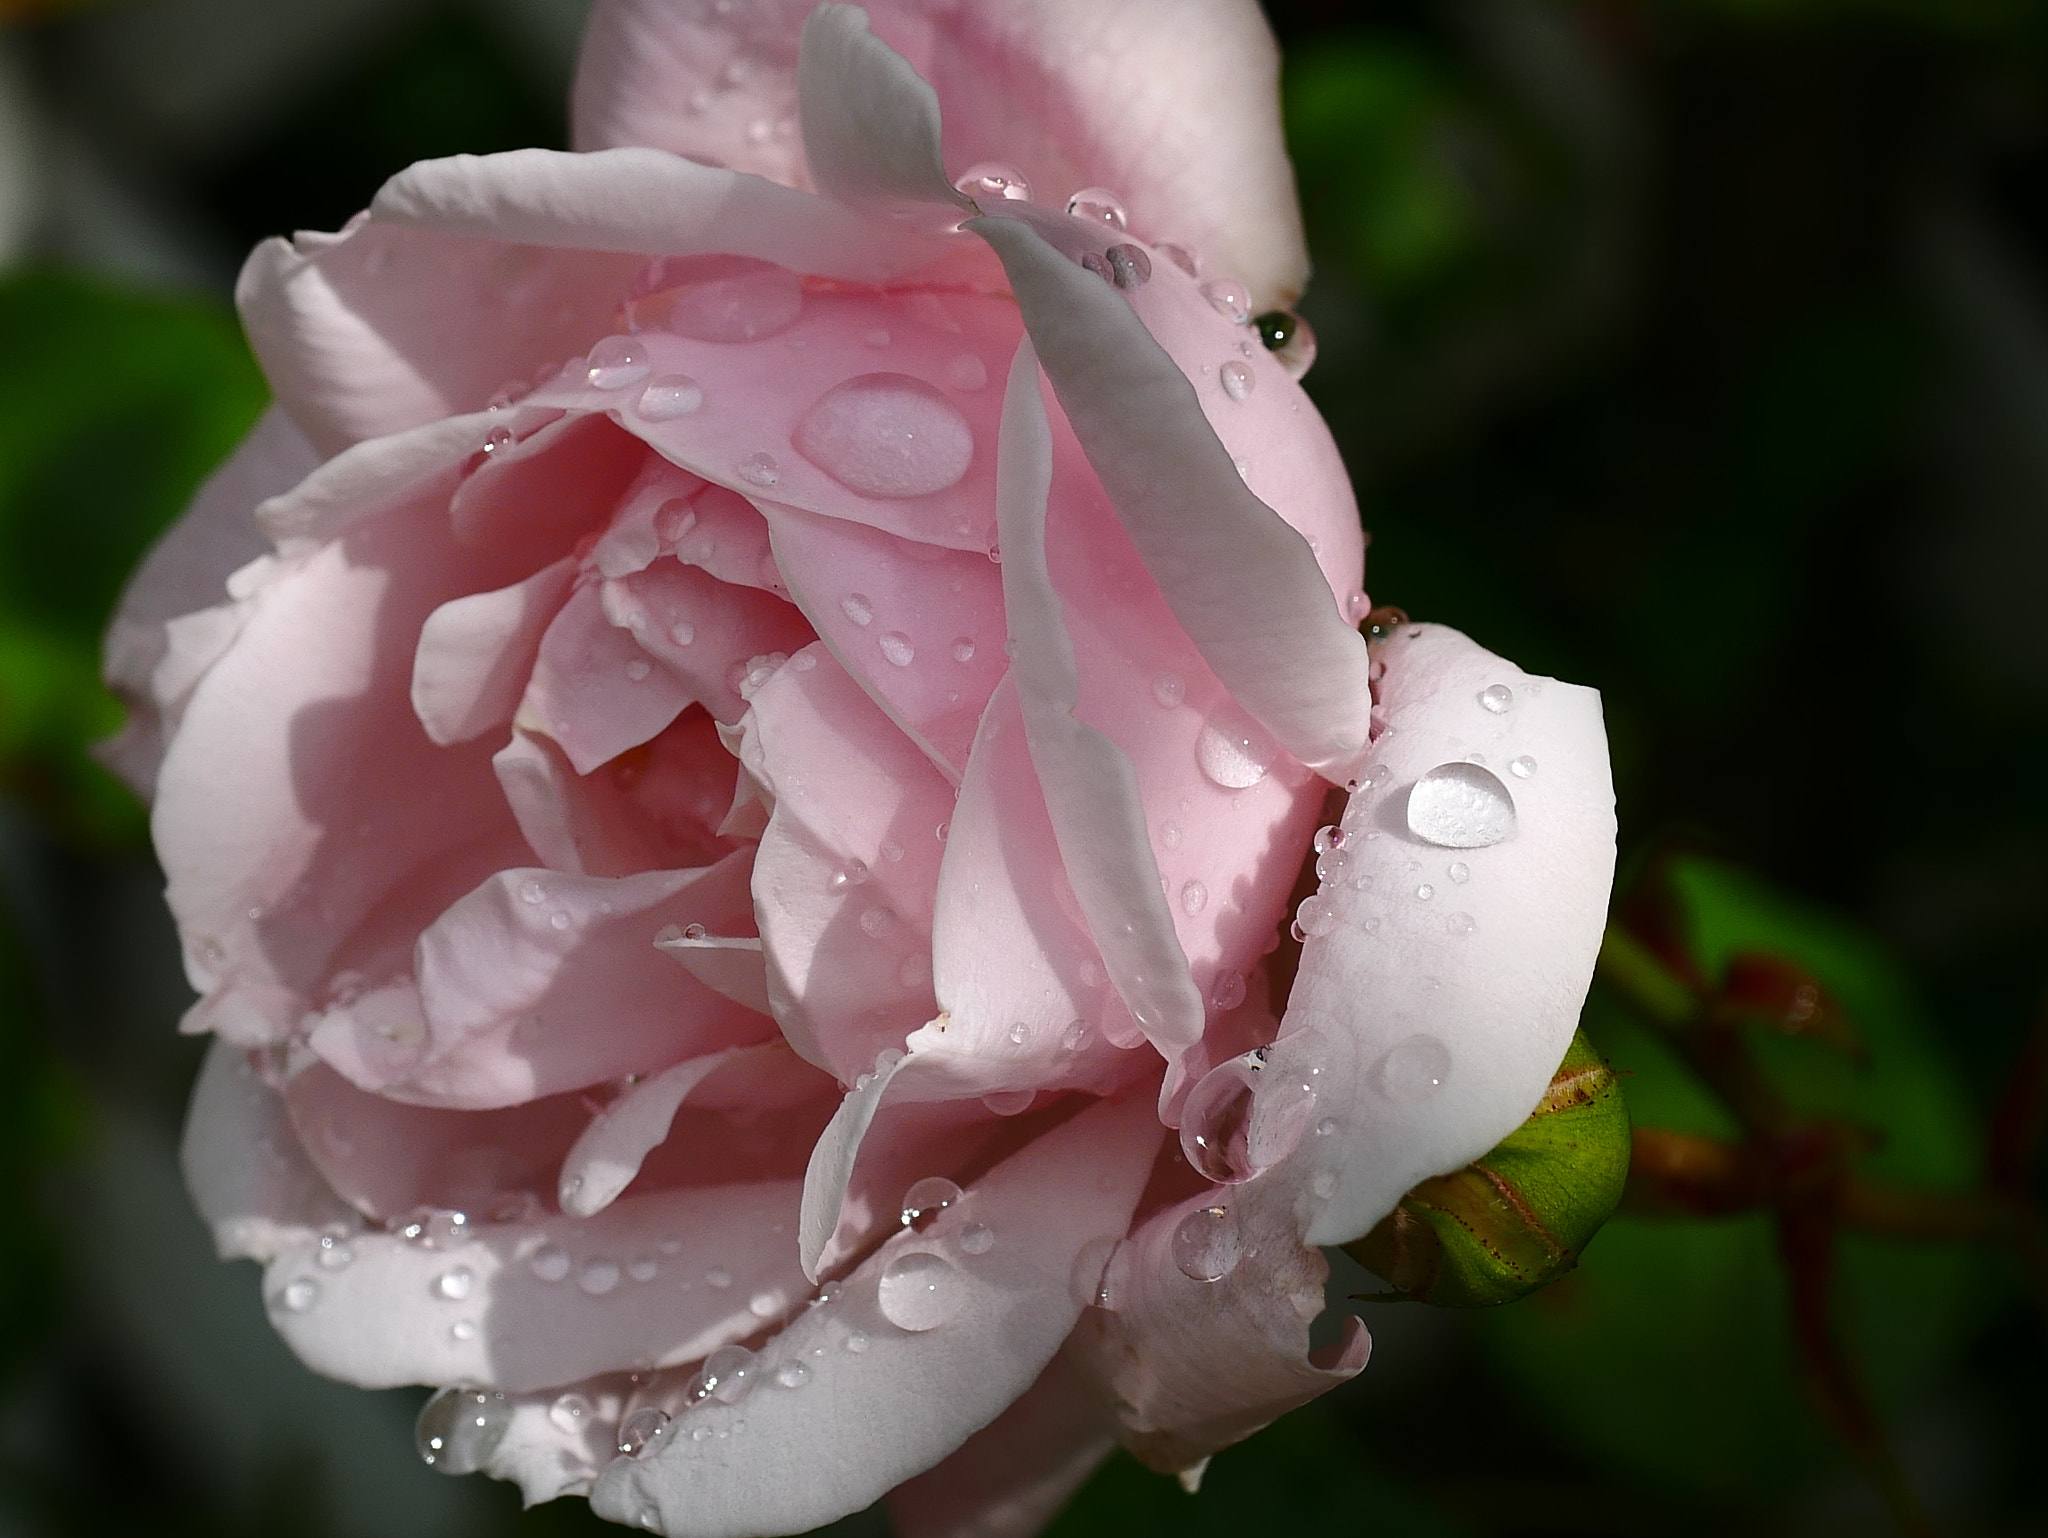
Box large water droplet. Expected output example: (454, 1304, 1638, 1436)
(1369, 1034, 1452, 1104)
(618, 1406, 671, 1459)
(900, 1176, 963, 1230)
(1172, 1205, 1243, 1283)
(417, 1386, 510, 1474)
(1406, 763, 1517, 849)
(877, 1251, 965, 1331)
(548, 1392, 593, 1434)
(1196, 706, 1275, 789)
(1065, 188, 1127, 231)
(586, 336, 651, 390)
(1178, 1050, 1316, 1183)
(954, 162, 1031, 202)
(795, 374, 974, 498)
(696, 1343, 758, 1403)
(1202, 279, 1251, 325)
(635, 255, 803, 342)
(636, 374, 704, 421)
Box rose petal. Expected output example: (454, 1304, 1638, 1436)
(601, 555, 814, 726)
(657, 931, 772, 1017)
(797, 5, 971, 222)
(971, 214, 1375, 783)
(740, 643, 952, 1080)
(994, 339, 1202, 1058)
(182, 1041, 357, 1261)
(522, 582, 693, 775)
(590, 1091, 1163, 1538)
(259, 1180, 810, 1393)
(412, 556, 576, 746)
(1268, 623, 1618, 1247)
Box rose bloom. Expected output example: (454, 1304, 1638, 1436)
(104, 3, 1616, 1535)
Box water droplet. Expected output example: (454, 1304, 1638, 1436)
(844, 1330, 870, 1353)
(1479, 683, 1514, 714)
(1406, 762, 1517, 849)
(1160, 820, 1183, 851)
(748, 1289, 781, 1318)
(1172, 1205, 1243, 1283)
(1363, 606, 1408, 644)
(954, 161, 1031, 202)
(433, 1266, 474, 1302)
(624, 658, 652, 682)
(530, 1244, 570, 1282)
(628, 1255, 659, 1282)
(1065, 187, 1127, 231)
(1447, 912, 1476, 935)
(794, 373, 975, 498)
(1202, 279, 1252, 325)
(859, 906, 896, 937)
(519, 879, 546, 905)
(481, 424, 516, 457)
(636, 374, 704, 420)
(548, 1392, 593, 1434)
(982, 1089, 1034, 1115)
(1416, 883, 1434, 901)
(1002, 1021, 1029, 1047)
(900, 1176, 963, 1230)
(774, 1359, 811, 1389)
(586, 336, 651, 391)
(955, 1221, 996, 1256)
(635, 255, 803, 341)
(579, 1257, 621, 1295)
(1180, 879, 1209, 917)
(1106, 243, 1151, 289)
(878, 1251, 964, 1331)
(1151, 672, 1185, 709)
(1314, 826, 1348, 855)
(1179, 1050, 1317, 1183)
(1449, 861, 1472, 884)
(737, 452, 780, 487)
(1219, 361, 1254, 401)
(417, 1386, 509, 1474)
(1210, 970, 1247, 1012)
(316, 1236, 354, 1270)
(1315, 1116, 1339, 1137)
(705, 1265, 732, 1289)
(897, 953, 931, 989)
(681, 922, 709, 941)
(449, 1319, 478, 1342)
(877, 630, 916, 667)
(1295, 893, 1337, 937)
(618, 1406, 670, 1458)
(948, 635, 977, 664)
(697, 1344, 758, 1403)
(391, 1207, 472, 1248)
(1252, 310, 1318, 379)
(278, 1277, 319, 1313)
(1510, 754, 1537, 779)
(1196, 706, 1275, 789)
(1061, 1019, 1090, 1051)
(1369, 1035, 1453, 1104)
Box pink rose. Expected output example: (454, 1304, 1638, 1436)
(107, 3, 1617, 1534)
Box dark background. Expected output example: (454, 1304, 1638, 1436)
(0, 0, 2043, 1533)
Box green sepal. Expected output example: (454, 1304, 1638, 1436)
(1343, 1029, 1631, 1307)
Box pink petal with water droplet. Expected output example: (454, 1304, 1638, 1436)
(522, 583, 693, 775)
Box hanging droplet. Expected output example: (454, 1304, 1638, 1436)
(634, 255, 803, 342)
(1179, 879, 1209, 917)
(1106, 244, 1151, 289)
(618, 1406, 671, 1459)
(900, 1176, 963, 1230)
(416, 1386, 510, 1474)
(585, 336, 651, 391)
(1406, 763, 1518, 849)
(1202, 279, 1252, 325)
(878, 631, 916, 667)
(636, 374, 704, 421)
(1369, 1034, 1453, 1104)
(1219, 360, 1254, 401)
(794, 373, 975, 498)
(1178, 1057, 1261, 1183)
(954, 162, 1031, 202)
(737, 452, 780, 487)
(696, 1343, 758, 1403)
(877, 1251, 965, 1331)
(1065, 187, 1127, 231)
(1172, 1205, 1243, 1283)
(1252, 310, 1318, 380)
(1196, 705, 1276, 789)
(1479, 683, 1514, 714)
(530, 1244, 571, 1282)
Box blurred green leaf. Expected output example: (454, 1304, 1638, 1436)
(0, 269, 265, 844)
(1480, 856, 1984, 1500)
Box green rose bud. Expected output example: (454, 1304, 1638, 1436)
(1343, 1029, 1629, 1306)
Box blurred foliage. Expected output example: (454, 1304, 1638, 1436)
(0, 270, 265, 843)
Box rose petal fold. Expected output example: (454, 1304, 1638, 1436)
(413, 556, 576, 746)
(797, 5, 971, 222)
(559, 1046, 770, 1217)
